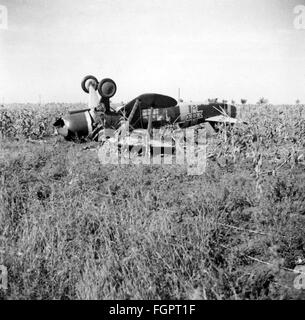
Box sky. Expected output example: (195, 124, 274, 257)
(0, 0, 304, 104)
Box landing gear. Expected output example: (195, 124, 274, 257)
(81, 75, 98, 93)
(98, 78, 117, 98)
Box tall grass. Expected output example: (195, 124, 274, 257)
(0, 104, 305, 299)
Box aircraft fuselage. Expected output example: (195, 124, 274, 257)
(123, 101, 237, 129)
(54, 101, 237, 141)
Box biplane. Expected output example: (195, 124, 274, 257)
(53, 75, 240, 151)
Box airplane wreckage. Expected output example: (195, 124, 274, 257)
(53, 75, 242, 159)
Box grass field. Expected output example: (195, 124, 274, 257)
(1, 103, 305, 299)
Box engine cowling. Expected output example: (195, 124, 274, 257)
(98, 78, 117, 98)
(53, 109, 93, 141)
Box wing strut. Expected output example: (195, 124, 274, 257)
(118, 98, 140, 137)
(87, 80, 100, 122)
(147, 106, 154, 138)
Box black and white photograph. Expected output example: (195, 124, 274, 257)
(0, 0, 305, 305)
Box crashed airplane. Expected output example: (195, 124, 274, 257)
(53, 75, 240, 144)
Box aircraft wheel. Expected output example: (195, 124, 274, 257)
(98, 78, 117, 98)
(81, 75, 98, 93)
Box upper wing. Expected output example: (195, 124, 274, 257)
(205, 115, 241, 123)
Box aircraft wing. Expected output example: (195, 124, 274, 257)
(117, 93, 177, 114)
(205, 115, 241, 123)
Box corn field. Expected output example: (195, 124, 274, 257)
(0, 103, 85, 139)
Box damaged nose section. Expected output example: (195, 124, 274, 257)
(53, 117, 69, 137)
(53, 117, 65, 127)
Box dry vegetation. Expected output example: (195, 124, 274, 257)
(0, 103, 305, 299)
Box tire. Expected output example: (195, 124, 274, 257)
(98, 78, 117, 98)
(81, 75, 98, 93)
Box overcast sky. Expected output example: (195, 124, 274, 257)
(0, 0, 304, 104)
